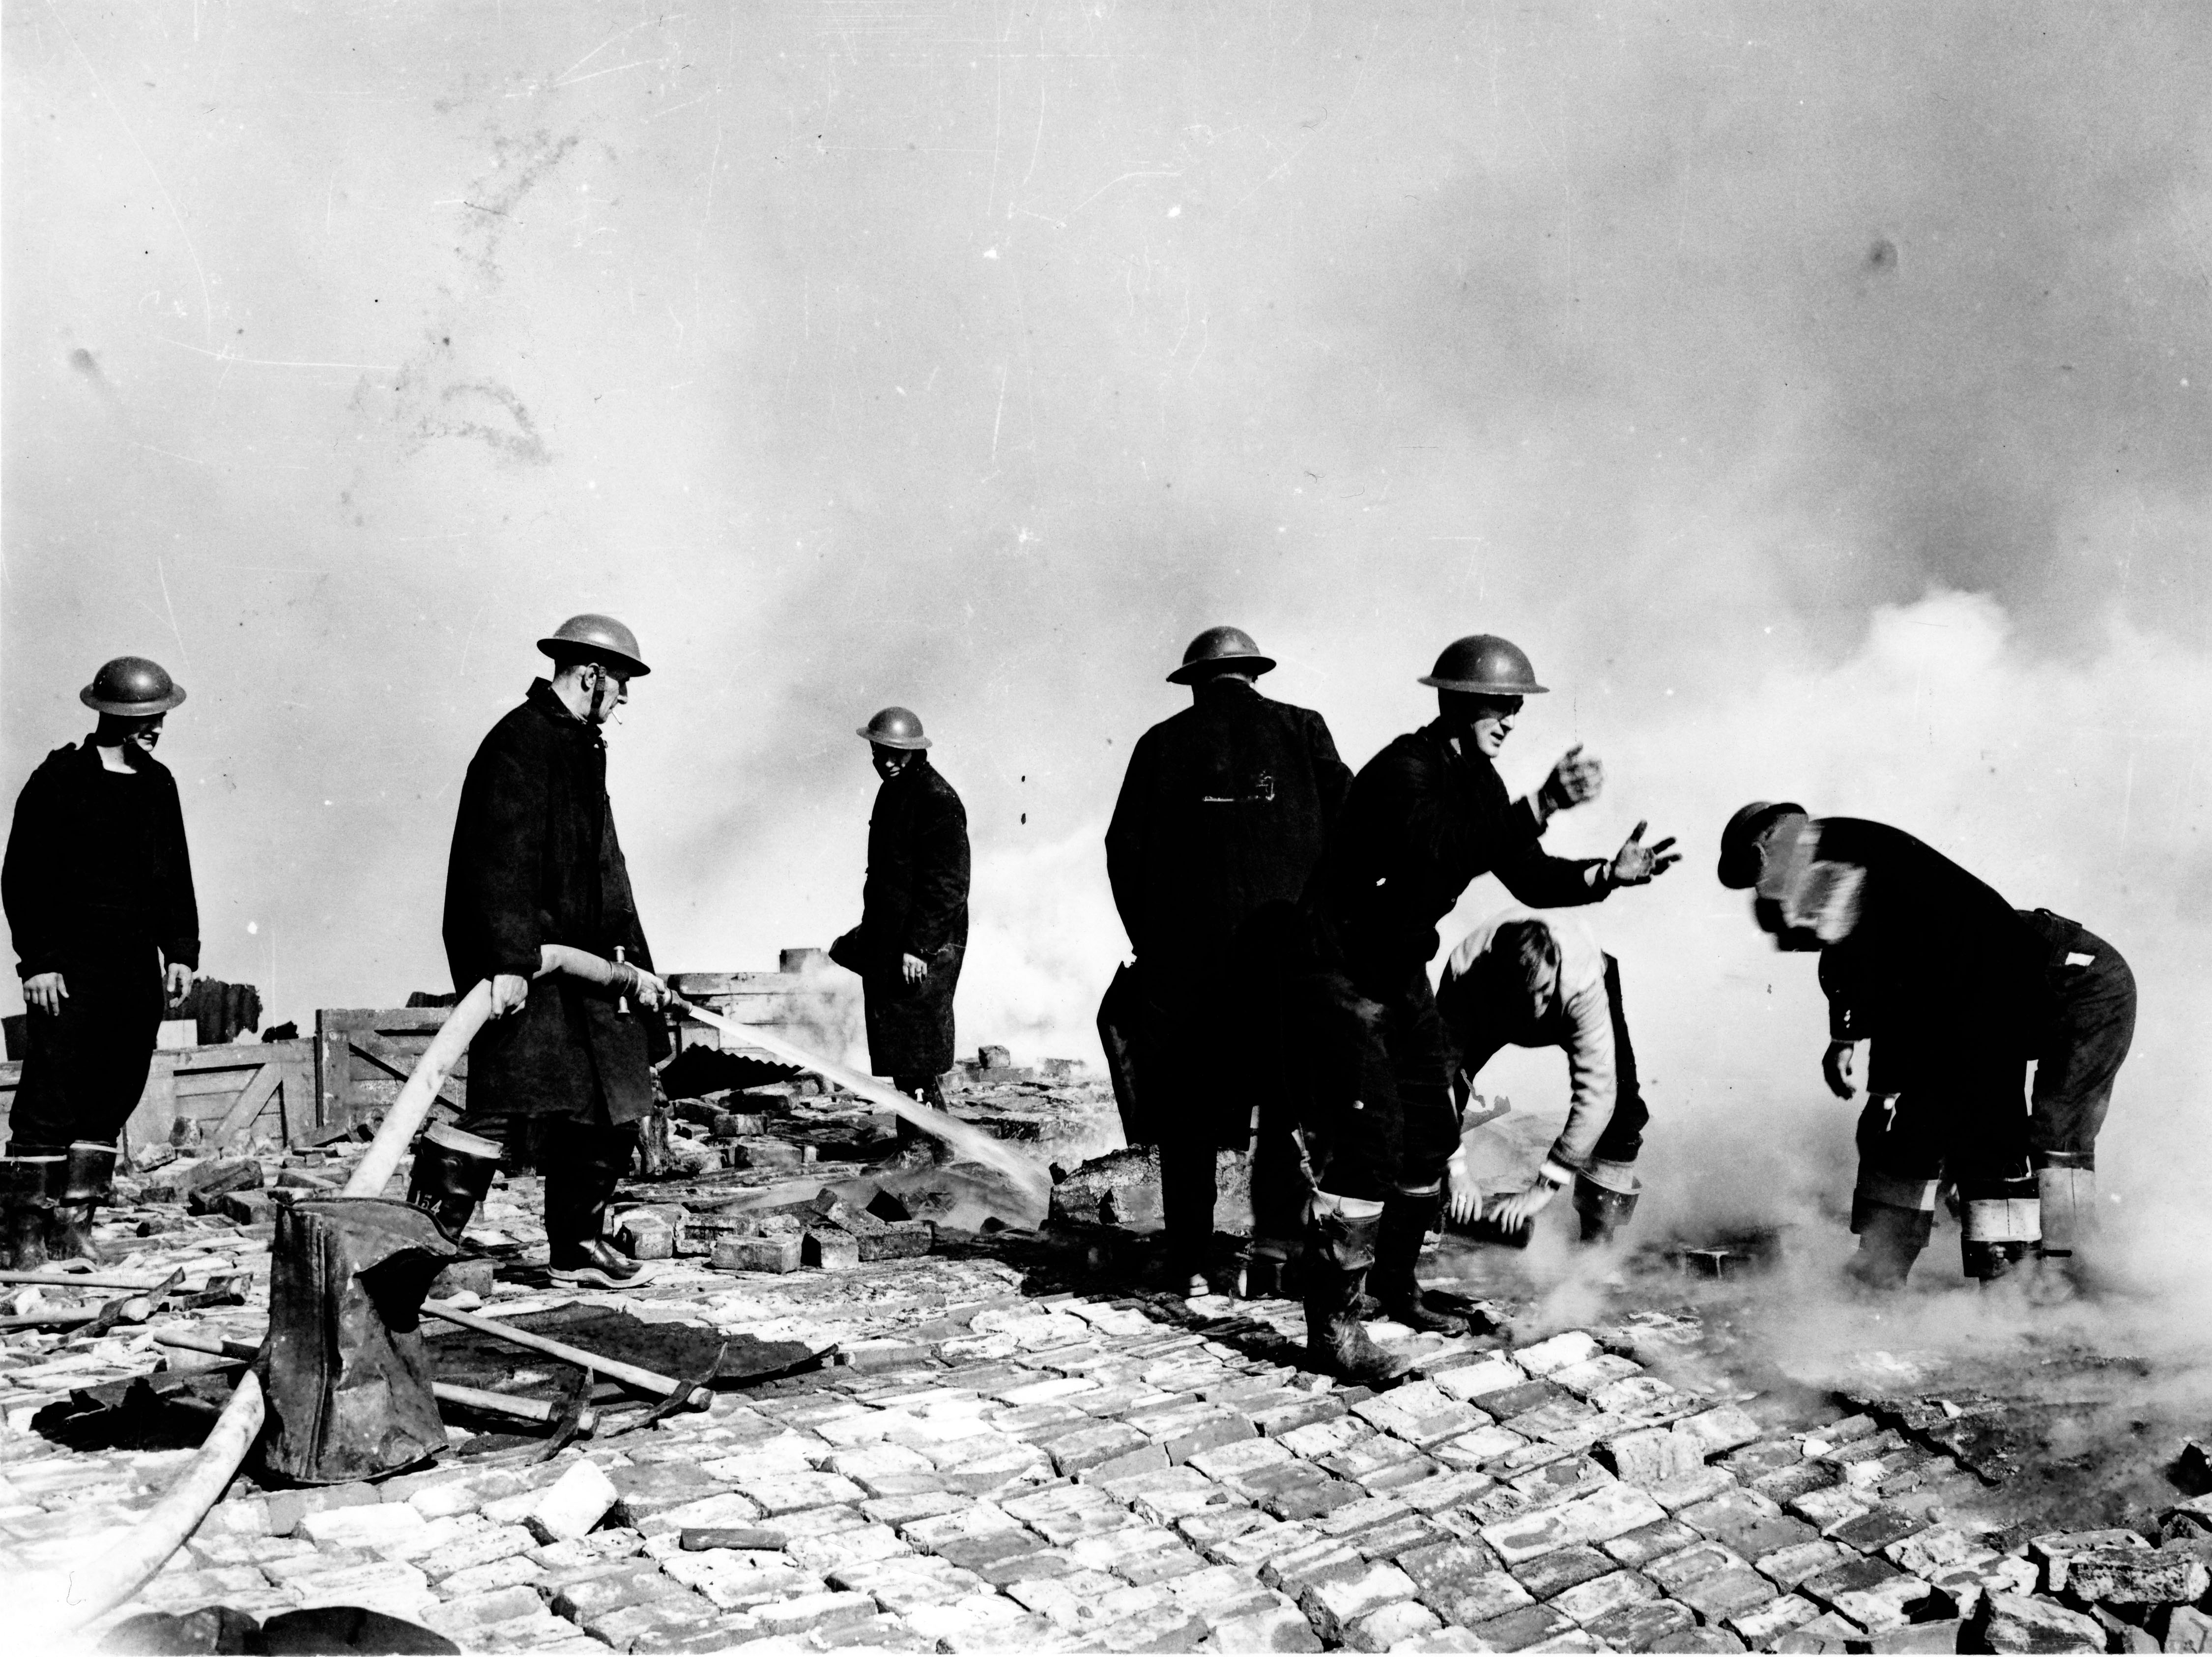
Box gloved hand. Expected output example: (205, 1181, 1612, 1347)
(1539, 745, 1604, 815)
(902, 953, 929, 986)
(1823, 1040, 1858, 1099)
(1608, 821, 1680, 886)
(489, 973, 531, 1018)
(1445, 1144, 1482, 1226)
(165, 961, 195, 1005)
(1488, 1175, 1565, 1232)
(24, 971, 66, 1016)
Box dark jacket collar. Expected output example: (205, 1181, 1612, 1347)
(71, 737, 157, 777)
(526, 678, 602, 745)
(882, 753, 935, 788)
(1193, 677, 1262, 706)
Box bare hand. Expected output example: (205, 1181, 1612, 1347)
(631, 969, 672, 1012)
(165, 962, 195, 1005)
(902, 953, 929, 986)
(1540, 744, 1604, 814)
(24, 971, 66, 1016)
(489, 973, 531, 1018)
(1609, 821, 1680, 886)
(1823, 1040, 1858, 1100)
(1445, 1146, 1482, 1226)
(1489, 1178, 1562, 1233)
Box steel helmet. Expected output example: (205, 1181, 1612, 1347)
(1718, 800, 1807, 889)
(537, 614, 650, 677)
(1166, 625, 1277, 685)
(1418, 634, 1548, 696)
(857, 707, 931, 750)
(80, 656, 186, 716)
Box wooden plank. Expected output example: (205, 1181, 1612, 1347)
(348, 1029, 465, 1111)
(204, 1058, 284, 1152)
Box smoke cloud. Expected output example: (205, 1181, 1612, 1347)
(5, 6, 2208, 1270)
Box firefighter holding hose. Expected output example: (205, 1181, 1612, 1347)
(407, 614, 675, 1287)
(1, 657, 198, 1265)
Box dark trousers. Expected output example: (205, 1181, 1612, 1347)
(1139, 985, 1259, 1268)
(7, 943, 165, 1154)
(1455, 955, 1649, 1175)
(1853, 1055, 2032, 1224)
(2030, 937, 2134, 1167)
(1293, 961, 1459, 1203)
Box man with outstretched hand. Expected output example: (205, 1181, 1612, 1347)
(414, 614, 674, 1288)
(1295, 634, 1676, 1383)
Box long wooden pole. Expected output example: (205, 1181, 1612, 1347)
(151, 1329, 596, 1432)
(421, 1299, 710, 1409)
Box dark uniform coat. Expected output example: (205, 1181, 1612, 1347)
(1806, 818, 2049, 1094)
(835, 755, 969, 1079)
(3, 741, 199, 1149)
(1104, 679, 1350, 1149)
(1307, 719, 1605, 978)
(1297, 720, 1611, 1199)
(443, 680, 661, 1127)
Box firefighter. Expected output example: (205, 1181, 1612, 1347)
(1436, 912, 1650, 1244)
(830, 708, 970, 1120)
(1104, 627, 1351, 1296)
(1, 657, 198, 1265)
(1718, 802, 2062, 1287)
(405, 615, 673, 1288)
(1297, 635, 1675, 1381)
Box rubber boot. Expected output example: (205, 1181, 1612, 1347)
(48, 1142, 116, 1261)
(546, 1134, 660, 1288)
(0, 1157, 63, 1270)
(1845, 1202, 1931, 1291)
(404, 1123, 503, 1244)
(1371, 1192, 1468, 1333)
(1573, 1174, 1641, 1245)
(1959, 1176, 2041, 1284)
(1303, 1201, 1411, 1386)
(2030, 1159, 2095, 1299)
(1160, 1136, 1217, 1298)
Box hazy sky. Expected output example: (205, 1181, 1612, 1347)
(5, 5, 2209, 1214)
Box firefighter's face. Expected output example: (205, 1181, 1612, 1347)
(126, 714, 166, 752)
(871, 743, 916, 781)
(581, 663, 631, 725)
(1466, 695, 1521, 758)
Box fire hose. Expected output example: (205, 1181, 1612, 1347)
(54, 946, 1051, 1630)
(48, 946, 593, 1630)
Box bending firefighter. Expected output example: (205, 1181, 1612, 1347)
(1436, 913, 1651, 1244)
(831, 707, 971, 1123)
(1293, 634, 1676, 1382)
(1719, 802, 2132, 1288)
(408, 615, 675, 1288)
(2, 657, 198, 1265)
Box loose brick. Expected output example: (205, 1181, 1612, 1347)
(1205, 1602, 1324, 1652)
(1470, 1601, 1579, 1651)
(1297, 1559, 1420, 1643)
(1587, 1598, 1699, 1650)
(1512, 1542, 1617, 1599)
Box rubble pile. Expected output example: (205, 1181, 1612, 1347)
(2, 1060, 2208, 1652)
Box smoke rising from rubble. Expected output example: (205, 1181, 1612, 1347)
(4, 8, 2210, 1310)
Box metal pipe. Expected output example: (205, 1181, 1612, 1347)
(54, 946, 615, 1633)
(421, 1299, 710, 1410)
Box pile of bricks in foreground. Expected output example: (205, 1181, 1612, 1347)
(31, 1305, 2212, 1653)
